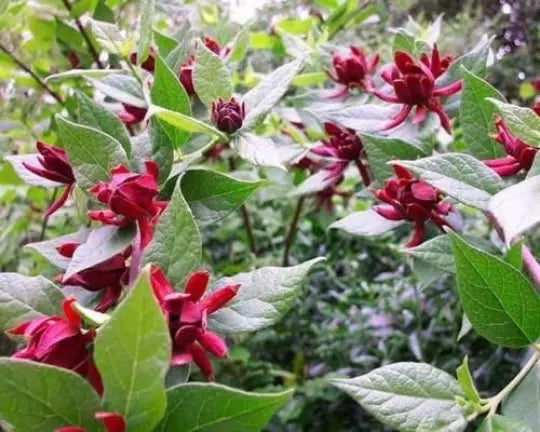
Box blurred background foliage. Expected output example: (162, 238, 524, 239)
(0, 0, 538, 430)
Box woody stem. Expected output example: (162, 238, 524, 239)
(228, 157, 257, 256)
(39, 189, 59, 240)
(282, 197, 305, 266)
(61, 0, 105, 69)
(0, 42, 65, 106)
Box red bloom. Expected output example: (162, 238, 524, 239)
(211, 98, 245, 134)
(150, 266, 240, 381)
(67, 51, 81, 69)
(56, 412, 126, 432)
(373, 165, 452, 247)
(484, 115, 539, 177)
(311, 122, 371, 186)
(55, 242, 129, 312)
(117, 104, 148, 126)
(22, 141, 76, 217)
(178, 37, 228, 96)
(9, 297, 102, 394)
(372, 46, 462, 132)
(326, 46, 379, 97)
(204, 143, 229, 162)
(88, 162, 167, 248)
(130, 47, 156, 73)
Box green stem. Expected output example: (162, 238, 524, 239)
(282, 197, 305, 266)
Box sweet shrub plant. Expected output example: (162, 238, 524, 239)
(0, 1, 539, 431)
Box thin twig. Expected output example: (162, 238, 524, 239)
(0, 42, 65, 106)
(228, 157, 257, 256)
(61, 0, 105, 69)
(282, 197, 305, 266)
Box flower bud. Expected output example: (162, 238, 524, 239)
(211, 97, 245, 134)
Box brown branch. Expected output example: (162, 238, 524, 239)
(228, 157, 257, 256)
(0, 42, 65, 106)
(61, 0, 105, 69)
(282, 197, 305, 266)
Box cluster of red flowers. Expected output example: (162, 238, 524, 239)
(484, 105, 540, 177)
(327, 45, 462, 132)
(150, 266, 239, 381)
(372, 165, 453, 247)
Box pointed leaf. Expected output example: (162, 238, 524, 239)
(75, 91, 131, 157)
(193, 43, 233, 107)
(477, 415, 532, 432)
(234, 132, 285, 169)
(181, 168, 263, 224)
(151, 54, 191, 148)
(488, 99, 540, 147)
(94, 266, 171, 432)
(330, 209, 404, 237)
(502, 363, 540, 431)
(0, 273, 64, 332)
(143, 182, 202, 288)
(0, 359, 102, 432)
(136, 0, 154, 65)
(152, 106, 227, 140)
(456, 356, 480, 403)
(89, 74, 146, 108)
(57, 116, 129, 188)
(450, 233, 540, 348)
(157, 383, 293, 432)
(332, 362, 467, 432)
(45, 68, 124, 83)
(209, 257, 324, 333)
(459, 67, 505, 159)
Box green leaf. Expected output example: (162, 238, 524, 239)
(488, 99, 540, 147)
(242, 57, 305, 129)
(234, 132, 285, 169)
(291, 71, 327, 87)
(64, 225, 135, 279)
(153, 28, 178, 57)
(502, 362, 540, 431)
(228, 24, 251, 63)
(477, 415, 532, 432)
(143, 181, 202, 288)
(392, 29, 415, 54)
(395, 153, 503, 210)
(450, 233, 540, 348)
(75, 91, 131, 157)
(25, 228, 91, 269)
(94, 266, 171, 432)
(329, 209, 404, 237)
(209, 257, 324, 333)
(456, 356, 481, 404)
(89, 74, 146, 108)
(332, 362, 467, 432)
(459, 67, 505, 159)
(152, 107, 227, 141)
(0, 359, 102, 432)
(131, 118, 174, 183)
(193, 43, 233, 107)
(489, 176, 540, 243)
(157, 383, 294, 432)
(136, 0, 154, 66)
(45, 68, 124, 83)
(0, 273, 64, 332)
(290, 170, 335, 197)
(362, 134, 426, 183)
(57, 115, 129, 189)
(181, 169, 263, 225)
(151, 54, 191, 148)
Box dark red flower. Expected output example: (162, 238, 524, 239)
(178, 38, 228, 96)
(372, 46, 462, 132)
(56, 412, 126, 432)
(211, 97, 245, 134)
(9, 297, 102, 394)
(484, 115, 539, 177)
(67, 51, 81, 69)
(88, 162, 167, 249)
(311, 122, 371, 186)
(22, 141, 76, 217)
(373, 165, 452, 247)
(150, 266, 240, 381)
(129, 47, 156, 73)
(204, 143, 229, 162)
(54, 242, 129, 312)
(533, 101, 540, 116)
(117, 104, 148, 126)
(326, 46, 379, 97)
